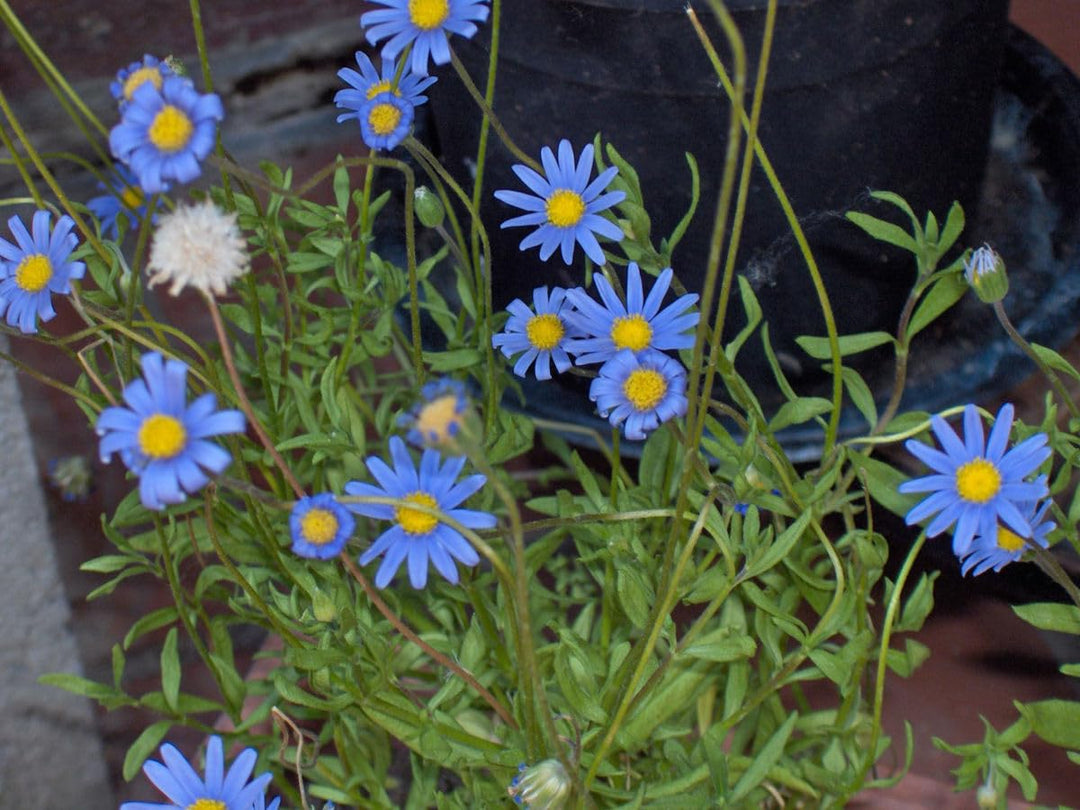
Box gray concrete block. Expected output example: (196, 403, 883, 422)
(0, 338, 113, 810)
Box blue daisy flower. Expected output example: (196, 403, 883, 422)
(96, 351, 246, 511)
(290, 493, 356, 560)
(494, 139, 626, 266)
(492, 286, 579, 380)
(399, 377, 469, 447)
(119, 735, 273, 810)
(898, 403, 1051, 557)
(110, 54, 175, 110)
(109, 75, 224, 194)
(564, 262, 699, 366)
(86, 163, 155, 240)
(959, 479, 1054, 576)
(344, 436, 495, 588)
(0, 210, 85, 334)
(334, 51, 436, 126)
(361, 0, 490, 77)
(590, 349, 688, 441)
(357, 90, 415, 151)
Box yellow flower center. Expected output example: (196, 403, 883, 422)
(954, 458, 1001, 503)
(120, 186, 144, 209)
(366, 79, 397, 100)
(301, 508, 340, 546)
(368, 102, 402, 136)
(545, 189, 586, 228)
(408, 0, 450, 30)
(415, 395, 461, 444)
(396, 491, 439, 535)
(14, 254, 52, 293)
(186, 800, 226, 810)
(525, 313, 565, 350)
(623, 368, 667, 412)
(137, 413, 187, 460)
(148, 105, 194, 153)
(996, 525, 1027, 554)
(123, 66, 163, 101)
(610, 314, 653, 352)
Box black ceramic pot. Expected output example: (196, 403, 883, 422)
(427, 0, 1011, 433)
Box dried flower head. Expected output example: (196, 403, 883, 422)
(147, 200, 249, 296)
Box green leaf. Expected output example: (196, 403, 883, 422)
(333, 159, 350, 216)
(422, 349, 483, 372)
(38, 672, 122, 701)
(869, 190, 920, 233)
(1030, 343, 1080, 384)
(729, 712, 798, 802)
(616, 561, 655, 630)
(768, 397, 833, 432)
(745, 509, 812, 578)
(682, 627, 756, 662)
(123, 721, 171, 781)
(840, 365, 878, 428)
(937, 201, 965, 257)
(1012, 602, 1080, 635)
(1016, 699, 1080, 749)
(664, 152, 700, 259)
(795, 330, 895, 360)
(79, 554, 136, 574)
(906, 271, 967, 341)
(846, 211, 917, 252)
(896, 571, 937, 633)
(160, 627, 180, 711)
(725, 276, 763, 361)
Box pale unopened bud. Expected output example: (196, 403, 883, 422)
(963, 244, 1008, 304)
(508, 760, 571, 809)
(414, 186, 445, 229)
(976, 782, 998, 808)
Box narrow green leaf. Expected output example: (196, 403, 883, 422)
(746, 509, 812, 578)
(846, 211, 917, 252)
(937, 201, 965, 256)
(768, 397, 833, 432)
(840, 365, 878, 428)
(1030, 343, 1080, 384)
(869, 190, 920, 234)
(123, 721, 171, 781)
(664, 152, 700, 259)
(729, 712, 798, 801)
(160, 627, 180, 711)
(123, 606, 178, 650)
(795, 330, 895, 360)
(906, 271, 967, 341)
(725, 276, 763, 361)
(79, 554, 137, 574)
(1012, 602, 1080, 635)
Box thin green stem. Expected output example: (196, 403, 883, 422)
(0, 87, 111, 265)
(993, 300, 1080, 420)
(688, 4, 844, 454)
(842, 530, 927, 800)
(448, 50, 540, 173)
(0, 0, 110, 140)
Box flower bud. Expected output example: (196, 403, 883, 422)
(312, 589, 337, 623)
(976, 782, 998, 808)
(414, 186, 445, 229)
(963, 244, 1008, 304)
(508, 760, 571, 809)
